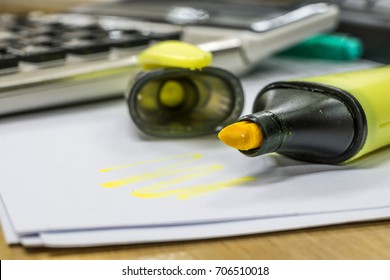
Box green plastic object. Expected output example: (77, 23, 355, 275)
(279, 33, 363, 61)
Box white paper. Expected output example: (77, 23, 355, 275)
(0, 195, 20, 244)
(19, 206, 390, 247)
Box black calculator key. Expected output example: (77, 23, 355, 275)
(61, 28, 108, 40)
(61, 38, 111, 55)
(8, 22, 39, 33)
(106, 30, 151, 48)
(145, 31, 182, 41)
(74, 24, 104, 32)
(19, 35, 53, 45)
(0, 53, 18, 70)
(6, 44, 66, 63)
(44, 22, 68, 30)
(0, 42, 8, 52)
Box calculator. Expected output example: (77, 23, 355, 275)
(0, 1, 338, 116)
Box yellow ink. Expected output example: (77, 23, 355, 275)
(132, 176, 256, 200)
(99, 153, 257, 200)
(127, 164, 224, 194)
(99, 153, 202, 173)
(100, 164, 223, 189)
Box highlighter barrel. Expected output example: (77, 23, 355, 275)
(235, 65, 390, 163)
(239, 82, 366, 164)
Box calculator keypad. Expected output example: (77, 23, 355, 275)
(0, 13, 182, 73)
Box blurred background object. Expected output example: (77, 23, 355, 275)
(0, 0, 339, 116)
(0, 0, 112, 13)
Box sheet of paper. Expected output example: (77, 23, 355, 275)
(0, 195, 19, 244)
(1, 57, 387, 247)
(19, 207, 390, 247)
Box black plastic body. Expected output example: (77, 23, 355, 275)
(239, 81, 367, 164)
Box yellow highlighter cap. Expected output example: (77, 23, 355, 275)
(137, 40, 212, 70)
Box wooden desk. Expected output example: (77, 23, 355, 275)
(2, 221, 390, 260)
(1, 0, 390, 261)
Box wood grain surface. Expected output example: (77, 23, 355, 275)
(2, 221, 390, 259)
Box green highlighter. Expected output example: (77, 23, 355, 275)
(279, 33, 363, 61)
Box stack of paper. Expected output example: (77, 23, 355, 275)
(1, 57, 389, 248)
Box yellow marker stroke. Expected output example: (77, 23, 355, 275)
(99, 153, 256, 199)
(99, 153, 202, 173)
(100, 164, 223, 189)
(129, 164, 224, 196)
(132, 176, 255, 200)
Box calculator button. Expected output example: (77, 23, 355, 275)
(61, 27, 108, 40)
(10, 24, 53, 36)
(61, 38, 111, 55)
(6, 44, 66, 63)
(19, 35, 53, 45)
(1, 37, 19, 74)
(145, 31, 182, 41)
(106, 30, 151, 48)
(0, 53, 18, 71)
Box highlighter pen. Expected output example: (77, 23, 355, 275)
(218, 66, 390, 164)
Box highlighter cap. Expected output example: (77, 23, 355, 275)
(127, 40, 244, 137)
(137, 40, 212, 70)
(127, 67, 244, 137)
